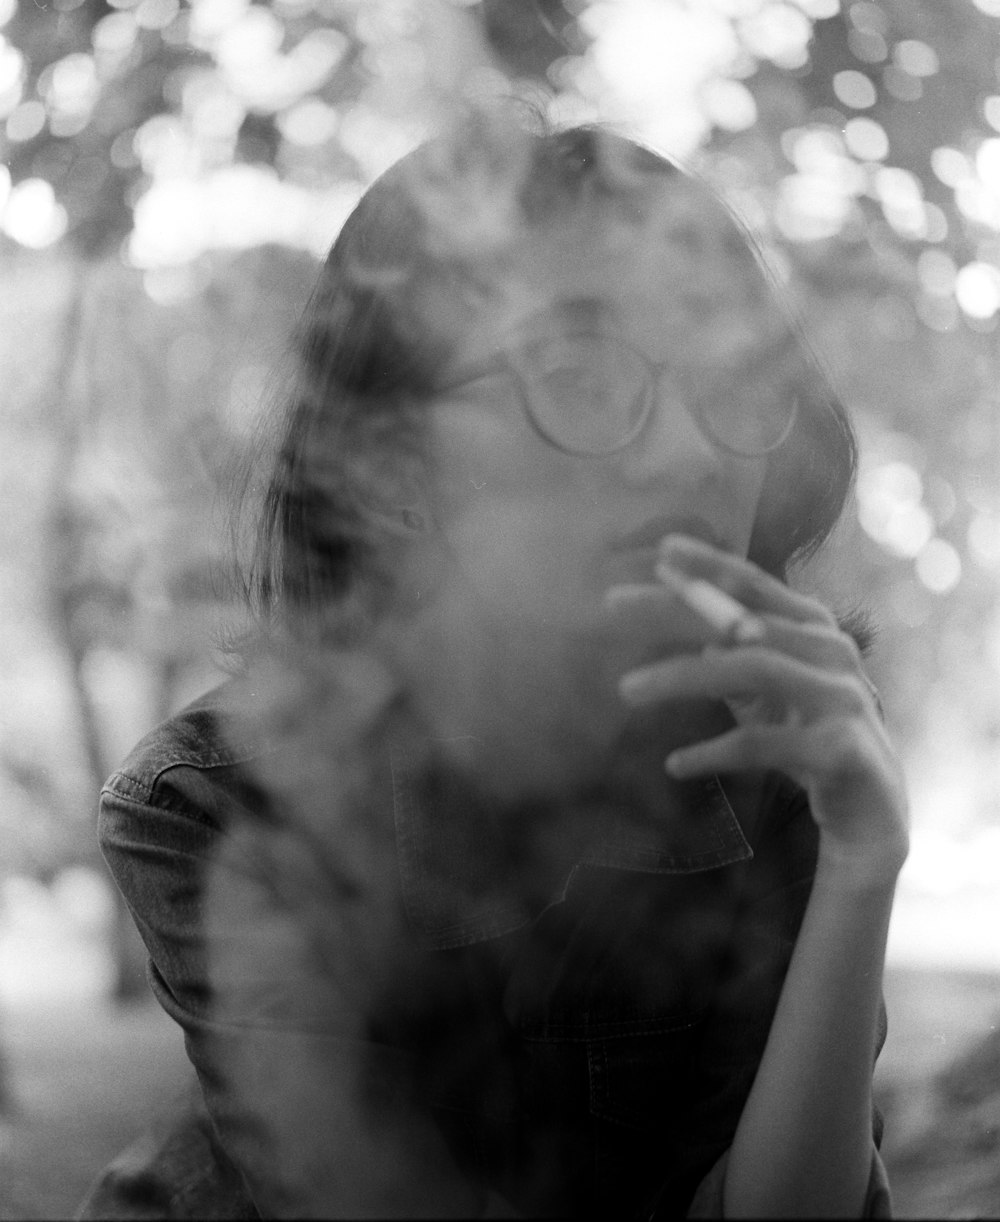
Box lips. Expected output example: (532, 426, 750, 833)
(612, 516, 729, 555)
(584, 515, 735, 593)
(598, 516, 732, 586)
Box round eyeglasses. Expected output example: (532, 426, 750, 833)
(436, 331, 800, 459)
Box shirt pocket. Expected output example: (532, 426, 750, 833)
(514, 1002, 708, 1132)
(584, 1014, 705, 1129)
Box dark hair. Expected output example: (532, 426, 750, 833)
(234, 115, 859, 646)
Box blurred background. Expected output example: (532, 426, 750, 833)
(0, 0, 998, 1215)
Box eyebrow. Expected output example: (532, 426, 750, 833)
(518, 295, 621, 336)
(435, 296, 622, 391)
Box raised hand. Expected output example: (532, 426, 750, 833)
(615, 534, 909, 883)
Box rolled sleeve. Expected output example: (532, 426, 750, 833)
(100, 764, 486, 1218)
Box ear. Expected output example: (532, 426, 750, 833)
(382, 448, 433, 536)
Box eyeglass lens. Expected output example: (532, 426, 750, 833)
(521, 335, 649, 455)
(517, 334, 797, 457)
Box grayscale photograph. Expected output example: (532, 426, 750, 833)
(0, 1, 996, 1217)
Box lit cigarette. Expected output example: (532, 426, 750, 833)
(655, 563, 765, 642)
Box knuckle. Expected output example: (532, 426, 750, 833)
(825, 717, 861, 766)
(831, 630, 862, 669)
(739, 724, 771, 755)
(837, 675, 868, 714)
(804, 600, 839, 631)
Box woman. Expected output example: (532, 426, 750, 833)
(86, 114, 908, 1218)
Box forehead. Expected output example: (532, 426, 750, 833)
(426, 174, 786, 371)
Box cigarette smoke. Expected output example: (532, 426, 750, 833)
(205, 102, 841, 1214)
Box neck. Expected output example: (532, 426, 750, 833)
(376, 595, 729, 809)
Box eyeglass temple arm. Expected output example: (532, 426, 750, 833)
(434, 352, 513, 395)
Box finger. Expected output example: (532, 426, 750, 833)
(734, 618, 881, 710)
(603, 581, 764, 648)
(619, 646, 864, 719)
(744, 616, 866, 677)
(656, 535, 838, 628)
(606, 583, 862, 674)
(664, 720, 839, 780)
(602, 581, 669, 612)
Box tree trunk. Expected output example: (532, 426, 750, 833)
(42, 268, 154, 1004)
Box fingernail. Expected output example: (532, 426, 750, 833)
(732, 616, 766, 644)
(664, 751, 687, 776)
(653, 559, 685, 588)
(658, 531, 706, 553)
(618, 672, 647, 702)
(603, 583, 650, 607)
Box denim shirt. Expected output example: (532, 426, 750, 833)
(86, 665, 891, 1219)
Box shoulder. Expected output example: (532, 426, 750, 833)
(100, 678, 268, 829)
(101, 650, 402, 834)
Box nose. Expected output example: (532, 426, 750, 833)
(614, 372, 727, 487)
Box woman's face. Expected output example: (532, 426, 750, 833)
(410, 177, 786, 639)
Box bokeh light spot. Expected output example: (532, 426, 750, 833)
(848, 2, 888, 35)
(93, 11, 139, 63)
(135, 0, 180, 30)
(289, 27, 348, 85)
(916, 294, 958, 331)
(215, 5, 283, 69)
(2, 177, 67, 247)
(968, 512, 1000, 568)
(985, 96, 1000, 132)
(142, 265, 203, 305)
(894, 39, 939, 77)
(917, 249, 957, 296)
(847, 27, 887, 63)
(796, 0, 839, 17)
(916, 539, 962, 593)
(975, 137, 1000, 190)
(833, 68, 876, 108)
(858, 460, 935, 557)
(883, 64, 923, 102)
(45, 52, 99, 119)
(931, 146, 970, 188)
(775, 170, 856, 240)
(843, 115, 888, 160)
(6, 98, 44, 141)
(278, 97, 338, 146)
(922, 202, 949, 242)
(875, 165, 927, 238)
(580, 0, 740, 155)
(0, 36, 23, 94)
(956, 179, 1000, 228)
(955, 261, 1000, 318)
(738, 4, 812, 70)
(700, 76, 757, 131)
(189, 0, 250, 45)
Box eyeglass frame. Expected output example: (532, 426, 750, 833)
(433, 328, 801, 460)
